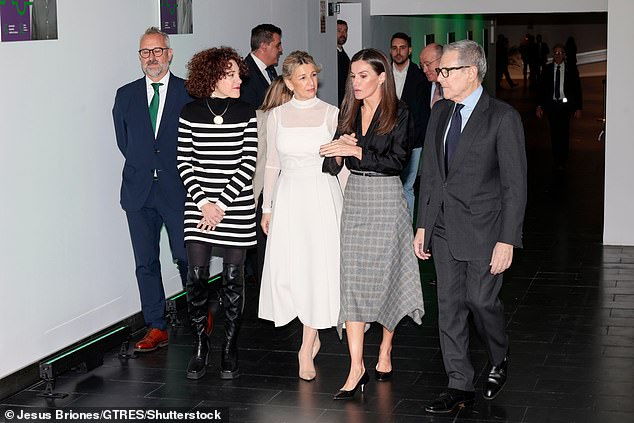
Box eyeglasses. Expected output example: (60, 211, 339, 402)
(138, 47, 169, 58)
(420, 57, 440, 69)
(435, 65, 471, 78)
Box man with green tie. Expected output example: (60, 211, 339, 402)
(112, 27, 192, 353)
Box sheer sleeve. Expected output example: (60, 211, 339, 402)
(322, 110, 344, 176)
(262, 107, 281, 213)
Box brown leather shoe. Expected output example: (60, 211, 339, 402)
(134, 328, 168, 352)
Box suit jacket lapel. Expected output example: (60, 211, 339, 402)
(135, 77, 155, 138)
(447, 92, 490, 177)
(246, 54, 270, 88)
(156, 73, 177, 140)
(435, 101, 453, 179)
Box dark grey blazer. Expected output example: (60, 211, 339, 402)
(416, 91, 527, 261)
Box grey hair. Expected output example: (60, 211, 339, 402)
(444, 40, 486, 82)
(141, 26, 170, 48)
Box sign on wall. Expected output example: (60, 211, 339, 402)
(0, 0, 57, 42)
(160, 0, 193, 35)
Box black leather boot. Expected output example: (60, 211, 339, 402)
(220, 264, 244, 379)
(186, 266, 211, 380)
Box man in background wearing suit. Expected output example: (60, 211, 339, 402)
(241, 23, 283, 285)
(419, 43, 444, 106)
(337, 19, 350, 106)
(536, 44, 582, 171)
(414, 40, 527, 413)
(389, 32, 431, 218)
(112, 27, 191, 353)
(241, 23, 283, 109)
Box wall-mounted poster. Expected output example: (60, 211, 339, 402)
(0, 0, 58, 42)
(160, 0, 193, 35)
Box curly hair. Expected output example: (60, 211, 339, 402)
(185, 47, 248, 98)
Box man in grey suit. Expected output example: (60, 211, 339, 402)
(414, 40, 527, 413)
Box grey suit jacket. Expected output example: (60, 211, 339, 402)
(416, 90, 527, 261)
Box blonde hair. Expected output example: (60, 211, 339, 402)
(260, 76, 292, 112)
(281, 50, 322, 80)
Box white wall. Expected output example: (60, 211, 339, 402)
(0, 0, 336, 380)
(604, 0, 634, 245)
(370, 0, 607, 15)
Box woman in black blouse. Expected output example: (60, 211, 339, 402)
(178, 47, 257, 380)
(321, 48, 424, 399)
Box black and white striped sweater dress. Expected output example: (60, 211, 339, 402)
(177, 97, 257, 247)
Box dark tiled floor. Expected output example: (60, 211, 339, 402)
(3, 77, 633, 422)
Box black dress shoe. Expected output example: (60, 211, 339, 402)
(333, 371, 369, 400)
(374, 366, 393, 381)
(483, 355, 509, 400)
(425, 389, 475, 414)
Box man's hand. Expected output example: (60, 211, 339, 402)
(414, 228, 431, 260)
(490, 242, 513, 275)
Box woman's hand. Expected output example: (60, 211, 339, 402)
(319, 133, 361, 159)
(198, 202, 225, 231)
(261, 212, 271, 235)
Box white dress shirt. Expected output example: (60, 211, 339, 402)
(392, 60, 409, 100)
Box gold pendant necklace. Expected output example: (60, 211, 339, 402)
(206, 98, 229, 125)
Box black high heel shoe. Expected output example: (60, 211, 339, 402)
(374, 366, 393, 381)
(333, 370, 369, 400)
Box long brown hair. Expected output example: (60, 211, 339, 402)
(260, 76, 292, 112)
(339, 48, 398, 136)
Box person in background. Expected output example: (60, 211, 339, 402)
(112, 27, 191, 354)
(337, 19, 351, 106)
(536, 44, 582, 171)
(390, 32, 431, 218)
(240, 23, 284, 288)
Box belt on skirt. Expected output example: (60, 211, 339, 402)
(349, 170, 393, 177)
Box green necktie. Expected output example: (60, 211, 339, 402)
(149, 82, 163, 134)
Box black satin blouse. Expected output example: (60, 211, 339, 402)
(323, 101, 412, 176)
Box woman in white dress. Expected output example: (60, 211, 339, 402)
(258, 51, 343, 381)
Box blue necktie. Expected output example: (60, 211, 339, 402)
(445, 103, 465, 175)
(266, 66, 277, 82)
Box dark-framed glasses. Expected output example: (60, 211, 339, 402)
(435, 65, 471, 78)
(138, 47, 169, 58)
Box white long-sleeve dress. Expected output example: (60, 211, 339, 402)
(258, 96, 343, 329)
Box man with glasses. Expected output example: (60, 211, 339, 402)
(414, 40, 527, 413)
(419, 43, 444, 106)
(112, 27, 191, 353)
(389, 32, 431, 218)
(536, 44, 582, 171)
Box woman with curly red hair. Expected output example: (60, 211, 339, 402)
(177, 47, 257, 380)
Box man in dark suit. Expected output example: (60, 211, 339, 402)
(240, 23, 282, 285)
(241, 23, 283, 109)
(390, 32, 432, 217)
(112, 27, 191, 353)
(414, 40, 527, 413)
(536, 44, 582, 170)
(337, 19, 350, 106)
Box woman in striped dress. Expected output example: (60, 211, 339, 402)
(321, 48, 424, 399)
(177, 47, 257, 380)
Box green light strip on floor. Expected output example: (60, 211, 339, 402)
(208, 275, 221, 284)
(44, 326, 127, 365)
(169, 291, 187, 301)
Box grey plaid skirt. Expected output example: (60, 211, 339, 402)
(337, 173, 424, 336)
